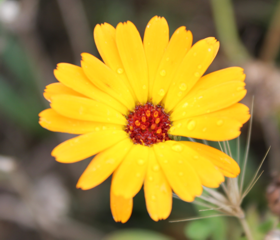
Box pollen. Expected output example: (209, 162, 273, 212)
(125, 103, 171, 146)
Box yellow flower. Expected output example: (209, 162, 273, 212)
(39, 16, 250, 223)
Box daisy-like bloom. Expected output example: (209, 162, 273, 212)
(39, 16, 250, 223)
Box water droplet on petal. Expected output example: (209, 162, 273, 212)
(179, 83, 187, 91)
(149, 176, 153, 181)
(152, 195, 156, 200)
(179, 172, 183, 176)
(163, 159, 168, 163)
(153, 165, 159, 171)
(193, 52, 197, 57)
(138, 159, 144, 165)
(198, 65, 202, 69)
(177, 123, 182, 128)
(182, 111, 186, 116)
(160, 69, 166, 76)
(172, 144, 183, 152)
(95, 127, 100, 131)
(187, 120, 196, 130)
(178, 160, 183, 164)
(117, 68, 123, 74)
(194, 72, 200, 77)
(102, 126, 107, 130)
(193, 155, 199, 159)
(158, 89, 165, 96)
(106, 158, 115, 164)
(142, 85, 147, 90)
(136, 173, 141, 177)
(206, 110, 210, 113)
(208, 47, 212, 52)
(170, 126, 176, 131)
(107, 118, 111, 121)
(177, 91, 182, 97)
(217, 120, 224, 126)
(237, 86, 243, 91)
(166, 57, 170, 61)
(92, 167, 96, 171)
(182, 102, 189, 108)
(202, 127, 207, 132)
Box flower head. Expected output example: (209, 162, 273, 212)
(39, 16, 250, 223)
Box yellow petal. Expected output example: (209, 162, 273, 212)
(169, 104, 250, 141)
(44, 82, 83, 102)
(182, 141, 240, 178)
(171, 81, 247, 121)
(144, 148, 172, 221)
(116, 21, 148, 104)
(54, 63, 128, 115)
(153, 141, 202, 202)
(178, 142, 224, 188)
(164, 37, 220, 112)
(152, 26, 193, 104)
(81, 53, 135, 110)
(94, 23, 137, 100)
(50, 94, 126, 125)
(112, 144, 149, 198)
(110, 184, 133, 223)
(77, 138, 133, 190)
(39, 108, 122, 134)
(52, 129, 128, 163)
(143, 16, 169, 98)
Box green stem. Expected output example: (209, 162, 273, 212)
(239, 217, 254, 240)
(210, 0, 251, 63)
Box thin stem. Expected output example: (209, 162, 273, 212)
(236, 136, 240, 165)
(210, 0, 250, 63)
(218, 141, 224, 152)
(170, 214, 230, 223)
(226, 141, 233, 158)
(240, 98, 254, 195)
(239, 217, 254, 240)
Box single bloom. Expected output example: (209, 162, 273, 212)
(39, 16, 250, 223)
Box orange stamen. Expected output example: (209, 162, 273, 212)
(141, 125, 146, 130)
(146, 110, 151, 117)
(154, 111, 159, 117)
(151, 124, 156, 130)
(135, 120, 140, 126)
(142, 116, 146, 122)
(155, 118, 160, 124)
(156, 129, 162, 134)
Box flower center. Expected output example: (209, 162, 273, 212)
(125, 103, 171, 146)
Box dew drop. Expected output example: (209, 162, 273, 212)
(178, 160, 183, 164)
(179, 83, 187, 91)
(136, 173, 141, 177)
(177, 91, 182, 97)
(197, 65, 202, 69)
(160, 145, 165, 149)
(206, 110, 210, 113)
(217, 120, 224, 126)
(149, 176, 153, 181)
(194, 72, 200, 77)
(92, 167, 96, 171)
(237, 86, 243, 91)
(158, 89, 165, 96)
(152, 195, 156, 200)
(193, 52, 197, 57)
(95, 127, 100, 131)
(193, 155, 199, 159)
(153, 165, 159, 171)
(107, 118, 111, 121)
(102, 126, 107, 130)
(177, 123, 182, 128)
(160, 69, 166, 76)
(117, 68, 123, 74)
(166, 57, 170, 61)
(182, 111, 186, 116)
(202, 127, 207, 132)
(142, 85, 147, 90)
(187, 120, 196, 130)
(182, 102, 189, 108)
(170, 126, 176, 131)
(208, 47, 212, 52)
(172, 144, 183, 152)
(179, 172, 183, 176)
(138, 159, 144, 165)
(106, 158, 115, 164)
(163, 159, 168, 163)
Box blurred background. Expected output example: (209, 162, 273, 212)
(0, 0, 279, 239)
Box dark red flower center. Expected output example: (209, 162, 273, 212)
(125, 103, 171, 146)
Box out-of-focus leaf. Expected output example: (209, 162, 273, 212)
(103, 229, 174, 240)
(0, 76, 42, 132)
